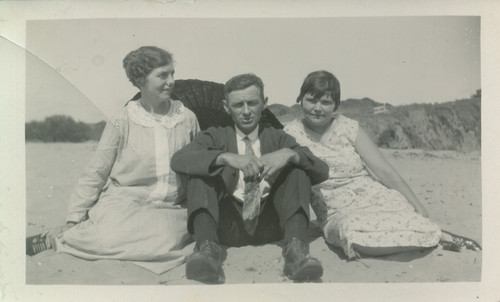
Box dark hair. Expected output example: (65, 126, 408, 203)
(123, 46, 173, 88)
(224, 73, 265, 100)
(296, 70, 341, 111)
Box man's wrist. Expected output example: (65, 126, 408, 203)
(288, 150, 300, 165)
(215, 152, 231, 166)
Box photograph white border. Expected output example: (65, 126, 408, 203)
(1, 1, 499, 301)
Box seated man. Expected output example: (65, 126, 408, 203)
(171, 73, 329, 284)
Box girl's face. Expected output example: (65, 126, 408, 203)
(301, 92, 336, 132)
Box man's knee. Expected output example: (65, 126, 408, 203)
(272, 167, 311, 202)
(186, 176, 224, 232)
(275, 167, 310, 187)
(186, 176, 223, 203)
(187, 176, 218, 191)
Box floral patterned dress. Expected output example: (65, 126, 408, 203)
(284, 115, 441, 259)
(55, 100, 199, 273)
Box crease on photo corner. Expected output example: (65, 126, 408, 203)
(10, 31, 151, 173)
(0, 35, 111, 124)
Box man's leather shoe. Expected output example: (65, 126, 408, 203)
(186, 240, 226, 284)
(282, 237, 323, 281)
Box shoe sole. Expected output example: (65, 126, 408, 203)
(26, 234, 49, 256)
(290, 259, 323, 281)
(186, 255, 224, 284)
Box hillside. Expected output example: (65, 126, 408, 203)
(26, 94, 480, 152)
(25, 115, 105, 143)
(268, 93, 481, 152)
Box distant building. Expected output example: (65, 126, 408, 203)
(373, 103, 387, 114)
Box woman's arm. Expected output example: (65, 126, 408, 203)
(185, 106, 200, 141)
(355, 126, 429, 217)
(65, 117, 121, 223)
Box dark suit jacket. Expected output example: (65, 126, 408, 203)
(171, 126, 329, 194)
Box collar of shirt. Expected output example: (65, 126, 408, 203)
(235, 125, 259, 143)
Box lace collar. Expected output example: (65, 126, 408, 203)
(127, 100, 186, 128)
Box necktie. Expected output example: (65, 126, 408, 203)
(241, 136, 261, 235)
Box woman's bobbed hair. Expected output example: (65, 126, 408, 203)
(123, 46, 173, 88)
(296, 70, 341, 112)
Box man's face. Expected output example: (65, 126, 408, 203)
(223, 85, 267, 135)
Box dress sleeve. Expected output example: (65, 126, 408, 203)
(65, 112, 123, 223)
(185, 107, 201, 141)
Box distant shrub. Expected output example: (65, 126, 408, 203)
(438, 115, 451, 129)
(25, 115, 105, 142)
(377, 128, 395, 148)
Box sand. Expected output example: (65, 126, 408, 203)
(25, 142, 482, 285)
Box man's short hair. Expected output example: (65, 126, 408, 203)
(224, 73, 265, 100)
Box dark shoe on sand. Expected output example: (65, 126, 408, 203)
(26, 233, 49, 256)
(442, 230, 482, 251)
(186, 240, 226, 284)
(282, 237, 323, 281)
(439, 240, 464, 252)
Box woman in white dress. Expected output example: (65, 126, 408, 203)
(26, 46, 200, 270)
(284, 70, 480, 259)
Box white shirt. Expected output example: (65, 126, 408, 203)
(233, 126, 270, 202)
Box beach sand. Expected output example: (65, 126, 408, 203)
(25, 142, 482, 285)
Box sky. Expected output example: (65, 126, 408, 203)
(24, 17, 480, 123)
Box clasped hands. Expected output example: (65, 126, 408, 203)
(216, 148, 300, 182)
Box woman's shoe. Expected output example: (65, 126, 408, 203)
(26, 233, 49, 256)
(441, 230, 482, 251)
(439, 240, 463, 252)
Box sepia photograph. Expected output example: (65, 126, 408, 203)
(1, 1, 499, 302)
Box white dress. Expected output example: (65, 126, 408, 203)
(284, 116, 441, 259)
(56, 100, 200, 273)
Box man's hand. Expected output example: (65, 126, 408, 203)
(259, 148, 299, 181)
(216, 153, 264, 182)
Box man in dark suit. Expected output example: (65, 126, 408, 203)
(171, 73, 329, 284)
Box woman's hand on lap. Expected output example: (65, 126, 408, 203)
(43, 222, 76, 248)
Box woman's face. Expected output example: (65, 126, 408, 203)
(140, 63, 175, 101)
(301, 92, 336, 131)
